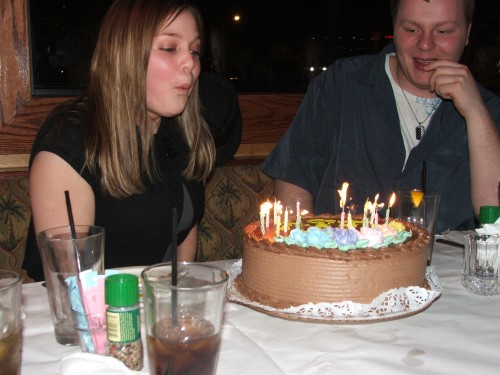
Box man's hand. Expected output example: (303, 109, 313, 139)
(425, 60, 484, 120)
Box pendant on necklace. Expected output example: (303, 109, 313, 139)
(416, 125, 425, 140)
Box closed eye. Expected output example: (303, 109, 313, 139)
(159, 47, 176, 53)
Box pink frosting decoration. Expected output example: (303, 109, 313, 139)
(357, 227, 384, 246)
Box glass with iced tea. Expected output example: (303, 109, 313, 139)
(0, 269, 22, 375)
(142, 263, 228, 375)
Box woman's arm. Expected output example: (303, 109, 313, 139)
(30, 151, 95, 234)
(177, 224, 198, 262)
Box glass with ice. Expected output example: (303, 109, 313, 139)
(142, 263, 228, 375)
(0, 269, 22, 375)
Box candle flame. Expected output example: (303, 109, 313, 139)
(389, 192, 396, 208)
(274, 201, 282, 214)
(261, 201, 273, 212)
(337, 182, 349, 209)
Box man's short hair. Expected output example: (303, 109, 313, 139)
(389, 0, 475, 25)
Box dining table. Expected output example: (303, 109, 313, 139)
(20, 235, 500, 374)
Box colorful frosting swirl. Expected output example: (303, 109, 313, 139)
(274, 218, 411, 251)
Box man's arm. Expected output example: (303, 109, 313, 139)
(427, 60, 500, 215)
(273, 179, 314, 214)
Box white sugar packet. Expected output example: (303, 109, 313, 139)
(476, 217, 500, 235)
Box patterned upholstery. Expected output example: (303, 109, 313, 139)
(0, 176, 32, 281)
(197, 165, 273, 261)
(0, 165, 273, 275)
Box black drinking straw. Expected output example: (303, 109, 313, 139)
(65, 191, 90, 336)
(171, 207, 178, 325)
(421, 160, 427, 194)
(64, 190, 82, 273)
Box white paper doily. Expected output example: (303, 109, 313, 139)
(227, 260, 442, 323)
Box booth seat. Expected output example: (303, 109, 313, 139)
(0, 165, 273, 281)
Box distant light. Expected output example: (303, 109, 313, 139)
(233, 14, 240, 22)
(309, 67, 315, 72)
(322, 66, 327, 71)
(385, 34, 394, 40)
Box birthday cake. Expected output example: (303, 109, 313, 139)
(235, 214, 431, 308)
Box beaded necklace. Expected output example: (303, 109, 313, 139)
(395, 64, 438, 140)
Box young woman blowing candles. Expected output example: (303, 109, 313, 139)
(23, 0, 216, 281)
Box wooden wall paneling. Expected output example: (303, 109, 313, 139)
(235, 94, 302, 160)
(238, 94, 302, 144)
(0, 0, 30, 129)
(0, 94, 303, 165)
(0, 97, 68, 154)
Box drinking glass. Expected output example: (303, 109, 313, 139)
(395, 190, 441, 264)
(463, 234, 500, 296)
(142, 262, 228, 375)
(37, 225, 105, 345)
(0, 269, 22, 375)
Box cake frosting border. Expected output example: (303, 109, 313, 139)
(228, 260, 442, 323)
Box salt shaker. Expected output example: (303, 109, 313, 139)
(105, 273, 143, 370)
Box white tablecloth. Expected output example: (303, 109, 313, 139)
(21, 240, 500, 374)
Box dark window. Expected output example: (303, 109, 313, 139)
(28, 0, 500, 96)
(28, 0, 113, 96)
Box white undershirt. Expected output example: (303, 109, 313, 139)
(385, 53, 442, 167)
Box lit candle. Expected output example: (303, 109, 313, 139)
(284, 207, 289, 233)
(340, 201, 345, 229)
(371, 194, 379, 225)
(375, 204, 383, 225)
(296, 199, 301, 229)
(259, 203, 266, 235)
(337, 182, 349, 230)
(363, 199, 371, 228)
(385, 193, 396, 225)
(262, 201, 272, 228)
(274, 202, 282, 234)
(273, 199, 279, 225)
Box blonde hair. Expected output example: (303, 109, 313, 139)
(86, 0, 215, 198)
